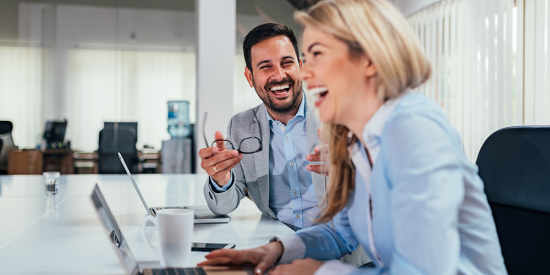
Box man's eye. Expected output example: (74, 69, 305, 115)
(260, 66, 270, 70)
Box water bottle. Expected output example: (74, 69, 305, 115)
(167, 101, 192, 138)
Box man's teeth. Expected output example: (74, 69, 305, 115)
(308, 87, 328, 96)
(270, 85, 290, 92)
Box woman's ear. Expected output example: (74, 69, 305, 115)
(365, 59, 377, 78)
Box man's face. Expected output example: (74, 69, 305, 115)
(245, 36, 302, 115)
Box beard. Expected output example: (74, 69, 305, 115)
(253, 76, 303, 115)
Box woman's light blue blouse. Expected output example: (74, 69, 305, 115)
(278, 93, 507, 275)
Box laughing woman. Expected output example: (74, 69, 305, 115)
(198, 0, 507, 274)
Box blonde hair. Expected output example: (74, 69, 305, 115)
(295, 0, 431, 223)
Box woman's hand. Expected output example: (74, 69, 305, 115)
(306, 129, 330, 176)
(268, 259, 324, 275)
(197, 242, 284, 275)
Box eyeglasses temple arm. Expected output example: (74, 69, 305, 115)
(202, 112, 209, 148)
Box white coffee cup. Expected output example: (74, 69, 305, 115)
(140, 209, 194, 267)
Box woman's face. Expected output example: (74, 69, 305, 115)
(301, 27, 376, 124)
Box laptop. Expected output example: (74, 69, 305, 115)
(90, 184, 248, 275)
(118, 152, 230, 224)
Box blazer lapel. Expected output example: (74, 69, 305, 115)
(305, 98, 327, 209)
(251, 104, 275, 217)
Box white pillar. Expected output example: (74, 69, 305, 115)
(195, 0, 236, 173)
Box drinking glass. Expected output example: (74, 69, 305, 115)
(43, 172, 60, 195)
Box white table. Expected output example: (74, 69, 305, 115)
(0, 174, 294, 274)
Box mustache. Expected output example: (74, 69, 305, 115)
(264, 77, 295, 91)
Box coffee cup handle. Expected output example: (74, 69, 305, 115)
(141, 215, 161, 258)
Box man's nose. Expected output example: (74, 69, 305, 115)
(271, 64, 286, 81)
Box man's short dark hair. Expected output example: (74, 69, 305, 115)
(243, 23, 300, 72)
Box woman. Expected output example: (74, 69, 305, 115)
(198, 0, 507, 274)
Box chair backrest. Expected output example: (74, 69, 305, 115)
(0, 121, 13, 135)
(98, 127, 137, 154)
(0, 121, 15, 172)
(476, 126, 550, 275)
(98, 126, 138, 174)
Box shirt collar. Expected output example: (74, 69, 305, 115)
(265, 92, 307, 124)
(362, 95, 404, 141)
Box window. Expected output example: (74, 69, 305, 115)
(0, 45, 43, 148)
(407, 0, 535, 161)
(65, 49, 196, 151)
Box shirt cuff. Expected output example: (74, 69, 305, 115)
(209, 171, 234, 192)
(277, 235, 306, 263)
(315, 260, 356, 275)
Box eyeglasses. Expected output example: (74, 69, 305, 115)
(202, 112, 262, 154)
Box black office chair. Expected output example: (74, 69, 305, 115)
(0, 121, 15, 174)
(98, 125, 139, 174)
(476, 126, 550, 275)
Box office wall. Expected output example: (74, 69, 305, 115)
(0, 0, 195, 42)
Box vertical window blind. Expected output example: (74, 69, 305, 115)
(524, 0, 550, 126)
(0, 47, 262, 151)
(0, 45, 44, 148)
(408, 0, 544, 162)
(65, 49, 197, 151)
(66, 50, 260, 151)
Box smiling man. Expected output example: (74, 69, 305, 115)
(199, 23, 324, 229)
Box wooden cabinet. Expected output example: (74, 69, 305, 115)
(8, 150, 74, 175)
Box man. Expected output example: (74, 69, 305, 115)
(198, 23, 368, 265)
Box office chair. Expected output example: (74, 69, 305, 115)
(476, 126, 550, 275)
(0, 121, 15, 174)
(98, 125, 139, 174)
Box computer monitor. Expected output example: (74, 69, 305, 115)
(104, 122, 138, 141)
(43, 121, 67, 144)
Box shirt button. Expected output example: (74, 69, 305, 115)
(285, 134, 290, 139)
(295, 214, 300, 219)
(289, 162, 294, 167)
(293, 190, 297, 195)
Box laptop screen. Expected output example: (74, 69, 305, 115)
(91, 184, 139, 275)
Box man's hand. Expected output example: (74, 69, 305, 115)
(199, 131, 243, 187)
(197, 242, 284, 275)
(268, 258, 324, 275)
(306, 129, 329, 176)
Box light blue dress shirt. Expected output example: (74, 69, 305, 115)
(277, 93, 507, 275)
(265, 95, 318, 229)
(210, 95, 319, 229)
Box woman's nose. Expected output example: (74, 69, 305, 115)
(300, 62, 312, 81)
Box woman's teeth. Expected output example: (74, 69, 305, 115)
(308, 87, 328, 96)
(270, 85, 290, 92)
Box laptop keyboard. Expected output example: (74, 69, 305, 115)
(149, 267, 206, 275)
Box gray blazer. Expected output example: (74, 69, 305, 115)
(203, 101, 370, 267)
(203, 101, 326, 218)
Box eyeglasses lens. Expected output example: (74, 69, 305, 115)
(240, 138, 261, 153)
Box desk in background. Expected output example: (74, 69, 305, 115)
(7, 149, 74, 175)
(0, 174, 293, 274)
